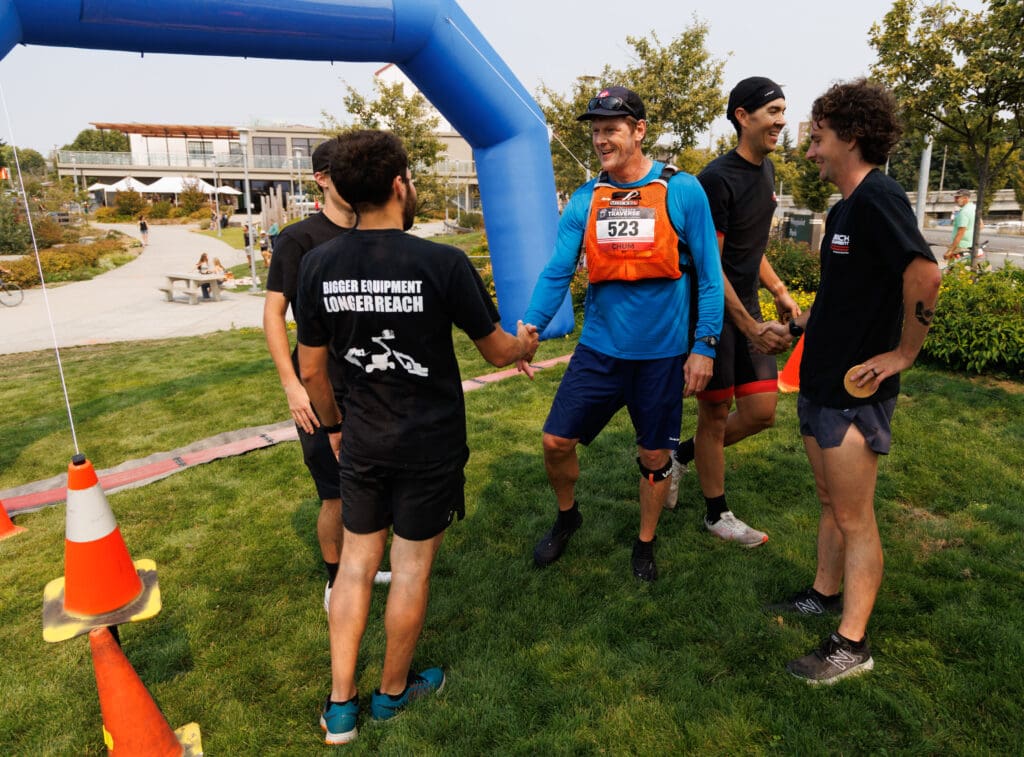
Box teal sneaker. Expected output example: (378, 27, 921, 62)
(370, 667, 446, 721)
(320, 695, 359, 745)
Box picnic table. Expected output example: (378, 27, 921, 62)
(158, 272, 226, 305)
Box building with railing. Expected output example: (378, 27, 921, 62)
(55, 121, 478, 213)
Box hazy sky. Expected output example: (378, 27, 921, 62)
(0, 0, 983, 156)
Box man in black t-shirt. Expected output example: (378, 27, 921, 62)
(765, 80, 940, 685)
(666, 77, 799, 548)
(297, 130, 538, 744)
(264, 137, 390, 614)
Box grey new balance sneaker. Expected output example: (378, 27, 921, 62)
(787, 632, 874, 685)
(664, 454, 687, 510)
(766, 587, 843, 616)
(705, 511, 768, 546)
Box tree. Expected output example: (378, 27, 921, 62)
(792, 137, 832, 213)
(323, 79, 446, 217)
(537, 22, 726, 195)
(0, 193, 30, 255)
(870, 0, 1024, 258)
(0, 145, 47, 176)
(178, 180, 207, 214)
(115, 189, 146, 218)
(62, 128, 129, 153)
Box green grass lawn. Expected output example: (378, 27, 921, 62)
(1, 329, 1022, 755)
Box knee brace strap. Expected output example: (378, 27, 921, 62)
(637, 456, 673, 485)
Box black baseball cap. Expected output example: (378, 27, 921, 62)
(578, 86, 647, 122)
(953, 188, 971, 198)
(311, 138, 338, 174)
(727, 77, 785, 127)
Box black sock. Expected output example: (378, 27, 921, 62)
(812, 587, 840, 601)
(329, 694, 357, 707)
(555, 501, 579, 529)
(325, 561, 339, 587)
(705, 494, 727, 523)
(675, 437, 695, 465)
(633, 536, 655, 558)
(837, 631, 866, 648)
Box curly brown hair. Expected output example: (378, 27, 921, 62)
(811, 79, 902, 166)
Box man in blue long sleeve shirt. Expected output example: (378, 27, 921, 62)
(524, 87, 724, 581)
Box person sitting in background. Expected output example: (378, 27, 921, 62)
(196, 252, 212, 299)
(260, 232, 272, 267)
(212, 257, 227, 275)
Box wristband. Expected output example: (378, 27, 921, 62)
(789, 320, 804, 338)
(321, 422, 342, 434)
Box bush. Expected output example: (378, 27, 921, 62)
(148, 201, 172, 219)
(765, 237, 820, 292)
(178, 182, 207, 214)
(0, 237, 133, 286)
(460, 212, 484, 230)
(922, 264, 1024, 376)
(94, 207, 128, 222)
(115, 190, 146, 217)
(32, 217, 65, 249)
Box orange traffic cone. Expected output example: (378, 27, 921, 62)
(778, 334, 804, 393)
(89, 626, 203, 756)
(0, 499, 26, 540)
(42, 454, 161, 642)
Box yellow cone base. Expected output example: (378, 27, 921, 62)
(175, 722, 204, 756)
(43, 559, 161, 642)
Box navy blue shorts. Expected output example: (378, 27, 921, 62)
(339, 458, 465, 541)
(798, 395, 897, 455)
(543, 344, 684, 451)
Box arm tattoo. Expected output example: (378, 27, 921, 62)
(915, 301, 935, 327)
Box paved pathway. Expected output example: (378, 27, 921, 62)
(1, 219, 450, 355)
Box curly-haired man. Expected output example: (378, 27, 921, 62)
(765, 79, 940, 684)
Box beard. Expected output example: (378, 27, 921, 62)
(402, 184, 416, 231)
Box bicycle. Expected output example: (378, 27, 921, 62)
(0, 273, 23, 307)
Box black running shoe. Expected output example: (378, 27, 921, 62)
(766, 587, 842, 616)
(787, 632, 874, 685)
(533, 508, 582, 567)
(630, 536, 657, 582)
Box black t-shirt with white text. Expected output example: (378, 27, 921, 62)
(801, 169, 935, 407)
(296, 229, 500, 471)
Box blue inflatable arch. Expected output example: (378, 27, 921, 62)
(0, 0, 573, 336)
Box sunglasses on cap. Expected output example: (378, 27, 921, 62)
(586, 96, 642, 119)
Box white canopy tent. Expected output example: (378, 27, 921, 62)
(215, 185, 242, 196)
(86, 181, 111, 191)
(106, 176, 147, 192)
(143, 175, 218, 195)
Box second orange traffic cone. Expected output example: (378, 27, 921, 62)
(778, 334, 804, 393)
(42, 454, 161, 642)
(0, 499, 26, 540)
(89, 626, 203, 756)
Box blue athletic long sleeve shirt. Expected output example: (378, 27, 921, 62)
(524, 162, 724, 360)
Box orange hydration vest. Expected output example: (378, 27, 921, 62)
(583, 165, 683, 283)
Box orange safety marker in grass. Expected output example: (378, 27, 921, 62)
(89, 626, 203, 756)
(42, 454, 161, 642)
(778, 334, 804, 393)
(0, 499, 26, 540)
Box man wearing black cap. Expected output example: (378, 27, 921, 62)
(524, 86, 724, 581)
(264, 137, 391, 613)
(665, 76, 799, 549)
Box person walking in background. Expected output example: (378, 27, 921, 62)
(297, 129, 538, 744)
(944, 188, 977, 262)
(765, 79, 940, 684)
(264, 137, 391, 614)
(139, 215, 149, 246)
(665, 77, 800, 548)
(524, 86, 724, 582)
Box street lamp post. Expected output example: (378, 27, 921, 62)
(238, 127, 258, 292)
(294, 148, 305, 219)
(212, 163, 222, 238)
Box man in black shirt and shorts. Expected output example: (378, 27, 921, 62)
(766, 79, 940, 684)
(667, 77, 799, 547)
(297, 130, 538, 744)
(264, 137, 390, 614)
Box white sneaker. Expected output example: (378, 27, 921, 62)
(705, 511, 768, 547)
(664, 454, 687, 510)
(374, 571, 392, 585)
(323, 582, 332, 613)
